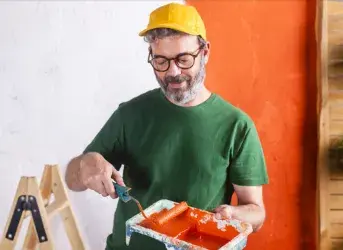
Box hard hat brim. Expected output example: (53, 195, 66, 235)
(138, 23, 203, 39)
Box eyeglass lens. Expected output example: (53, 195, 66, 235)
(150, 54, 195, 71)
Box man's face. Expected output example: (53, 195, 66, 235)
(149, 35, 208, 105)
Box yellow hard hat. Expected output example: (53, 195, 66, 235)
(139, 2, 207, 41)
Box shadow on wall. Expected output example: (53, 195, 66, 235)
(299, 0, 317, 249)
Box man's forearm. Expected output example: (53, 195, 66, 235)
(65, 154, 87, 191)
(231, 204, 265, 232)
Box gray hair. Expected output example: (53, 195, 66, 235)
(143, 28, 206, 47)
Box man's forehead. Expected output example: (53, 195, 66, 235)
(150, 35, 199, 57)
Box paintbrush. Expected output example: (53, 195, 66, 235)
(112, 180, 149, 219)
(112, 181, 189, 224)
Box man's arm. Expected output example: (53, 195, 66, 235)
(65, 152, 125, 198)
(65, 154, 87, 192)
(232, 185, 265, 231)
(215, 185, 265, 232)
(215, 115, 268, 232)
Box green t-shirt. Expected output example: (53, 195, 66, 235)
(83, 88, 268, 250)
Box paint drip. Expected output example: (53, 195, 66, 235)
(131, 197, 149, 220)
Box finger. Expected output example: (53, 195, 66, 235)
(89, 180, 108, 197)
(213, 205, 227, 213)
(214, 205, 232, 220)
(112, 168, 125, 186)
(213, 205, 226, 220)
(102, 176, 116, 199)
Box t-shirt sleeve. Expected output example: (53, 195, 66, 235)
(229, 119, 269, 186)
(83, 107, 125, 171)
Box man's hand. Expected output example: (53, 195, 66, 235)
(213, 204, 234, 220)
(78, 152, 125, 199)
(213, 185, 266, 232)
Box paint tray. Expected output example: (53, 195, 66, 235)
(125, 199, 253, 250)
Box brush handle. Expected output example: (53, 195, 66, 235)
(112, 181, 132, 203)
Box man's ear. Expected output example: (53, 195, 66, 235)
(206, 41, 210, 50)
(203, 41, 210, 64)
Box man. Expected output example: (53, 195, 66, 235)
(65, 2, 269, 250)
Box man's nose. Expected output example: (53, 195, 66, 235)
(167, 60, 182, 76)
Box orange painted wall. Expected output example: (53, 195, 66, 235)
(187, 1, 318, 249)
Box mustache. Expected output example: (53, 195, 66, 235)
(164, 75, 191, 84)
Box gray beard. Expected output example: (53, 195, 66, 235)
(155, 57, 206, 105)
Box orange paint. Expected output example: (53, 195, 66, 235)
(139, 202, 239, 249)
(177, 227, 233, 250)
(186, 1, 318, 249)
(153, 201, 189, 225)
(132, 197, 149, 220)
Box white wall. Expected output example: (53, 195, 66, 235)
(0, 1, 183, 249)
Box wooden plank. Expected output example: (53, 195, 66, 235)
(330, 136, 343, 149)
(27, 177, 54, 250)
(332, 238, 343, 250)
(330, 210, 343, 224)
(23, 164, 85, 250)
(328, 10, 343, 30)
(328, 31, 343, 47)
(330, 195, 343, 209)
(329, 136, 343, 180)
(329, 91, 343, 104)
(329, 105, 343, 121)
(0, 165, 85, 250)
(0, 178, 29, 249)
(329, 181, 343, 194)
(328, 57, 343, 67)
(23, 166, 53, 249)
(328, 20, 343, 36)
(328, 64, 343, 79)
(330, 223, 343, 238)
(317, 0, 331, 248)
(327, 0, 343, 50)
(328, 142, 343, 181)
(327, 1, 343, 16)
(329, 120, 343, 136)
(51, 165, 85, 250)
(328, 77, 343, 91)
(329, 0, 343, 180)
(328, 44, 343, 62)
(330, 164, 343, 180)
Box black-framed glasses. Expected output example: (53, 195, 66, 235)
(147, 45, 205, 72)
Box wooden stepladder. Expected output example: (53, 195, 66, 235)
(0, 164, 85, 250)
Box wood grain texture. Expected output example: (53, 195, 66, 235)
(317, 0, 331, 248)
(0, 165, 85, 250)
(326, 0, 343, 247)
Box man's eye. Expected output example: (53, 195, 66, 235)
(177, 55, 192, 64)
(154, 59, 167, 65)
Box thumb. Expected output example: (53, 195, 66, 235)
(112, 167, 125, 186)
(213, 205, 233, 220)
